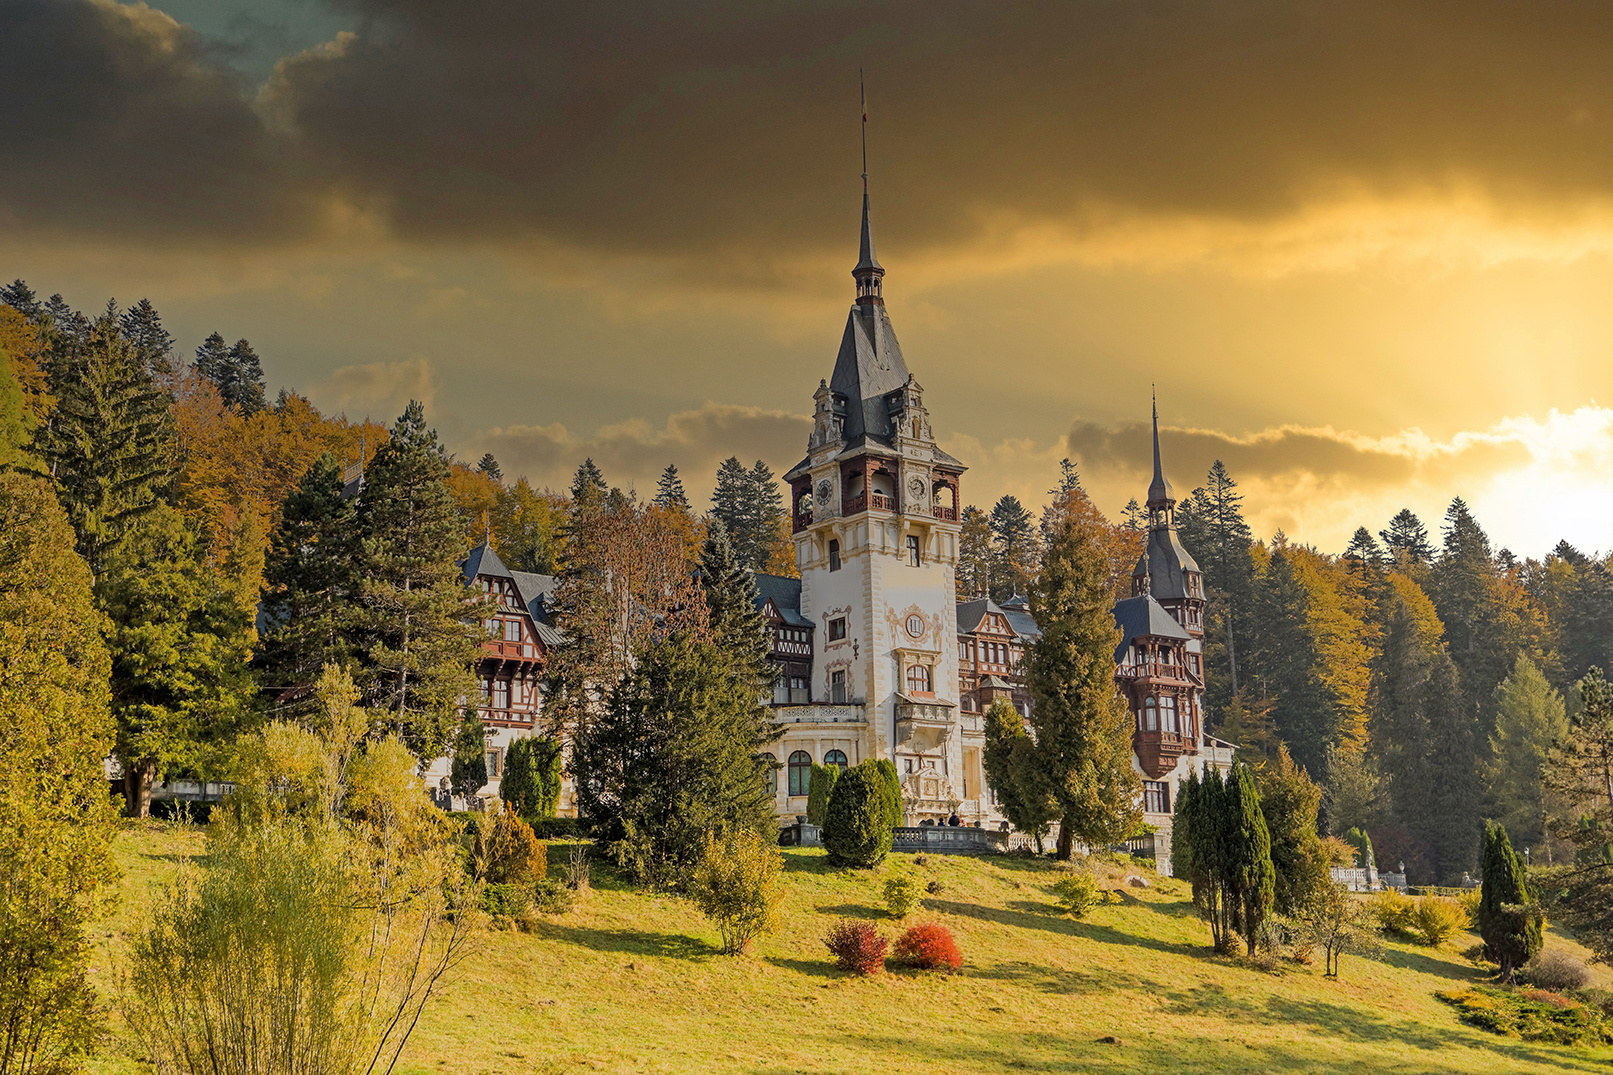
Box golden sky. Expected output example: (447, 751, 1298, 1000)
(7, 0, 1613, 556)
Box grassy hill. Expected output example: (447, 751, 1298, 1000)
(89, 820, 1613, 1075)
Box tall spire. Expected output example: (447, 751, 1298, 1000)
(1147, 386, 1173, 511)
(853, 71, 884, 304)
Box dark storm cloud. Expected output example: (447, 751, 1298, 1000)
(11, 0, 1613, 257)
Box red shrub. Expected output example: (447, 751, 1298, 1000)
(891, 922, 962, 972)
(824, 919, 887, 975)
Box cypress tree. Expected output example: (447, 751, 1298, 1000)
(822, 760, 893, 868)
(806, 762, 838, 826)
(1479, 820, 1540, 977)
(1022, 511, 1141, 859)
(876, 758, 905, 831)
(572, 632, 777, 884)
(1185, 766, 1234, 950)
(1171, 767, 1200, 882)
(654, 463, 687, 508)
(353, 401, 486, 761)
(1224, 763, 1276, 955)
(1257, 745, 1328, 915)
(257, 453, 360, 703)
(501, 736, 563, 822)
(39, 314, 170, 579)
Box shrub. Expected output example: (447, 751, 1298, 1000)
(823, 920, 887, 975)
(1412, 896, 1469, 947)
(883, 875, 924, 919)
(531, 879, 575, 915)
(823, 761, 894, 868)
(1522, 950, 1593, 992)
(1051, 873, 1100, 918)
(476, 812, 547, 884)
(806, 763, 839, 826)
(529, 816, 584, 840)
(1370, 888, 1417, 934)
(875, 759, 905, 831)
(891, 923, 963, 972)
(926, 878, 946, 896)
(501, 736, 563, 823)
(481, 882, 533, 917)
(687, 828, 785, 955)
(1439, 985, 1613, 1046)
(1457, 887, 1481, 926)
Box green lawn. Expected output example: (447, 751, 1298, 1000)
(90, 820, 1613, 1075)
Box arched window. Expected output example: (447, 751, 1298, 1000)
(825, 749, 848, 771)
(788, 750, 812, 796)
(761, 752, 778, 795)
(907, 663, 931, 694)
(1144, 696, 1158, 731)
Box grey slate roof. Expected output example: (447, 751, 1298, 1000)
(510, 570, 563, 642)
(755, 573, 813, 628)
(1112, 594, 1190, 659)
(461, 542, 513, 584)
(1131, 527, 1203, 601)
(830, 303, 910, 445)
(955, 597, 1041, 640)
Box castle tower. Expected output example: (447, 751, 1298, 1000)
(779, 173, 975, 822)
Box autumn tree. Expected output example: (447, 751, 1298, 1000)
(0, 472, 120, 1073)
(353, 402, 487, 761)
(1022, 511, 1141, 858)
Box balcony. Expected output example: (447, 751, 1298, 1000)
(772, 703, 866, 726)
(1135, 729, 1195, 777)
(895, 696, 956, 752)
(770, 638, 812, 658)
(932, 506, 958, 521)
(870, 492, 894, 510)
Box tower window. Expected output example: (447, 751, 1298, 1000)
(828, 617, 847, 641)
(907, 664, 931, 694)
(830, 670, 847, 704)
(829, 539, 841, 571)
(907, 535, 921, 566)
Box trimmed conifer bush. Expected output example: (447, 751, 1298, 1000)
(806, 762, 839, 826)
(823, 920, 887, 975)
(1479, 820, 1541, 977)
(823, 760, 893, 868)
(891, 922, 962, 972)
(876, 758, 905, 830)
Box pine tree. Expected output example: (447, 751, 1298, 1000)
(118, 298, 174, 372)
(1248, 546, 1335, 777)
(1176, 461, 1256, 712)
(39, 313, 171, 579)
(476, 453, 503, 481)
(749, 460, 784, 564)
(989, 495, 1038, 601)
(257, 453, 361, 702)
(1257, 745, 1328, 915)
(699, 518, 774, 693)
(1541, 668, 1613, 961)
(957, 505, 993, 599)
(1119, 498, 1145, 532)
(1224, 763, 1276, 955)
(353, 401, 487, 761)
(1485, 656, 1567, 859)
(654, 463, 687, 508)
(192, 333, 266, 415)
(1023, 512, 1141, 858)
(192, 332, 230, 394)
(0, 279, 42, 320)
(1479, 820, 1541, 977)
(570, 458, 608, 507)
(1343, 527, 1386, 570)
(712, 456, 782, 570)
(1380, 508, 1435, 565)
(100, 505, 254, 816)
(572, 632, 777, 884)
(981, 698, 1057, 850)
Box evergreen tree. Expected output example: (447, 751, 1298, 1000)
(699, 518, 774, 692)
(1224, 763, 1276, 955)
(192, 332, 230, 394)
(1171, 767, 1201, 882)
(1343, 526, 1386, 569)
(1180, 766, 1239, 950)
(0, 471, 120, 1074)
(353, 401, 486, 761)
(710, 456, 783, 570)
(1541, 668, 1613, 962)
(749, 460, 785, 565)
(1529, 543, 1613, 684)
(989, 494, 1038, 601)
(1479, 820, 1541, 977)
(1257, 745, 1328, 915)
(39, 313, 171, 579)
(1380, 508, 1435, 565)
(1176, 461, 1256, 710)
(100, 505, 255, 816)
(654, 463, 687, 508)
(572, 632, 778, 884)
(822, 759, 895, 868)
(570, 457, 608, 507)
(1022, 512, 1141, 858)
(876, 758, 905, 831)
(1321, 742, 1385, 836)
(806, 762, 839, 826)
(1119, 498, 1145, 532)
(118, 298, 174, 372)
(449, 713, 488, 801)
(256, 453, 360, 702)
(476, 453, 503, 481)
(982, 698, 1058, 850)
(1248, 546, 1335, 777)
(1484, 656, 1567, 859)
(957, 505, 993, 599)
(0, 279, 41, 320)
(192, 333, 266, 415)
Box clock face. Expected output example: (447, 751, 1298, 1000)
(908, 476, 926, 500)
(816, 479, 832, 504)
(906, 614, 926, 638)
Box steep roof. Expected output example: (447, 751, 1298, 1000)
(830, 303, 910, 445)
(956, 597, 1041, 640)
(461, 541, 513, 584)
(1132, 528, 1202, 601)
(509, 569, 564, 643)
(1112, 594, 1190, 659)
(755, 573, 813, 628)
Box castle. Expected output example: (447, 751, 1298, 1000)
(437, 176, 1232, 864)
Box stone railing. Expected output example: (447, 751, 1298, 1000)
(892, 826, 1009, 855)
(772, 704, 866, 725)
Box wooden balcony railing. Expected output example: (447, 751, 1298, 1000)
(870, 492, 894, 510)
(843, 494, 866, 515)
(932, 506, 958, 521)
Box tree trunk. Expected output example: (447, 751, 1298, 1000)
(125, 761, 156, 818)
(1056, 818, 1074, 861)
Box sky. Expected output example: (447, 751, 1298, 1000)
(6, 1, 1613, 559)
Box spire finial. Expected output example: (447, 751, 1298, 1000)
(1147, 385, 1173, 512)
(853, 72, 884, 303)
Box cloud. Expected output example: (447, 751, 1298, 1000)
(309, 356, 438, 420)
(14, 1, 1613, 282)
(474, 402, 811, 502)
